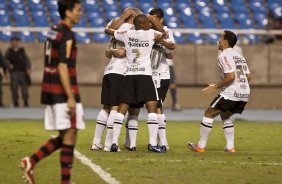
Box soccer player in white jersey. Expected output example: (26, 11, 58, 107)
(105, 14, 175, 152)
(188, 30, 251, 153)
(90, 8, 136, 151)
(105, 11, 171, 152)
(123, 9, 176, 152)
(149, 8, 175, 151)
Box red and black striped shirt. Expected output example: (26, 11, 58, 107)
(41, 22, 80, 105)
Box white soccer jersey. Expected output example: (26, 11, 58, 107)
(114, 29, 161, 76)
(159, 26, 175, 80)
(218, 48, 250, 102)
(104, 23, 135, 75)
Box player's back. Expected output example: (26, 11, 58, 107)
(124, 29, 157, 61)
(41, 23, 80, 105)
(114, 29, 160, 75)
(104, 23, 134, 75)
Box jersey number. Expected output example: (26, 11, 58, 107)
(236, 65, 247, 83)
(132, 49, 140, 63)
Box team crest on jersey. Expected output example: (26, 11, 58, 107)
(46, 30, 58, 40)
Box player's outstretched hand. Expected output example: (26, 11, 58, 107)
(202, 83, 218, 94)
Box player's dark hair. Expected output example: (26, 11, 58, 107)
(149, 8, 164, 19)
(223, 30, 237, 48)
(58, 0, 81, 19)
(10, 36, 20, 42)
(133, 14, 148, 29)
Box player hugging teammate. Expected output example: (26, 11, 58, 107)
(90, 7, 175, 153)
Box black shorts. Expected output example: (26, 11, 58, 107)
(210, 95, 247, 114)
(157, 79, 170, 108)
(101, 73, 124, 106)
(119, 75, 158, 105)
(169, 66, 176, 84)
(130, 102, 144, 108)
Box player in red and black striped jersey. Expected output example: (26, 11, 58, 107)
(20, 1, 84, 184)
(41, 23, 80, 104)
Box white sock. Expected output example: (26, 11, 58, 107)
(104, 110, 117, 148)
(112, 113, 125, 145)
(222, 119, 235, 149)
(158, 114, 167, 146)
(198, 117, 214, 148)
(127, 115, 138, 148)
(124, 120, 130, 147)
(92, 109, 108, 145)
(147, 113, 158, 146)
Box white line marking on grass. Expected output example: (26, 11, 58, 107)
(200, 160, 282, 166)
(74, 149, 120, 184)
(166, 159, 282, 166)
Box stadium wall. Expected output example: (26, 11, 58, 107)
(1, 42, 282, 109)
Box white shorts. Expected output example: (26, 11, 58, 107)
(44, 103, 85, 130)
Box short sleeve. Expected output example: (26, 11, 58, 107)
(58, 30, 74, 63)
(151, 29, 161, 36)
(167, 29, 175, 44)
(245, 64, 251, 74)
(218, 55, 235, 73)
(114, 30, 127, 42)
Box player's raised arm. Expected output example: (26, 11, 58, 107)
(154, 33, 176, 50)
(110, 8, 134, 29)
(147, 15, 168, 38)
(104, 19, 117, 36)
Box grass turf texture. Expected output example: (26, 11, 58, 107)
(0, 120, 282, 184)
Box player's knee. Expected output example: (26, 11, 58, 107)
(128, 108, 140, 115)
(62, 129, 78, 144)
(204, 108, 219, 118)
(146, 101, 157, 113)
(118, 103, 129, 115)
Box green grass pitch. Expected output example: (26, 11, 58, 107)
(0, 120, 282, 184)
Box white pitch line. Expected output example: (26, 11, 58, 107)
(198, 160, 282, 166)
(164, 159, 282, 166)
(74, 149, 120, 184)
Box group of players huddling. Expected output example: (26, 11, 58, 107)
(91, 7, 175, 153)
(90, 6, 251, 154)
